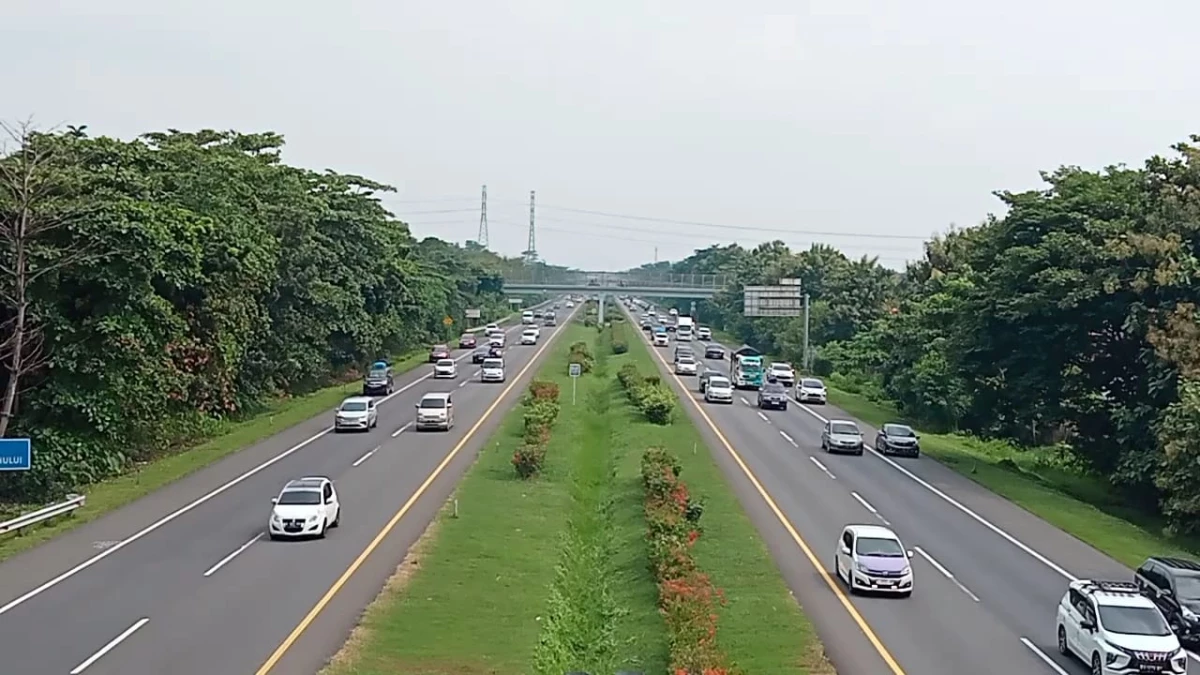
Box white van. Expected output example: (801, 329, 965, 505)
(521, 311, 535, 325)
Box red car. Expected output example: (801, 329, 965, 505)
(429, 344, 450, 362)
(458, 333, 477, 349)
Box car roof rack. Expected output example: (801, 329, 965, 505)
(1078, 580, 1142, 595)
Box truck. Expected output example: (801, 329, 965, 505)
(676, 316, 695, 341)
(732, 354, 764, 390)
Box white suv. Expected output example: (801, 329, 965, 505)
(1056, 579, 1187, 674)
(268, 477, 340, 540)
(833, 524, 914, 597)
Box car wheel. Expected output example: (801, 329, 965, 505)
(782, 403, 788, 410)
(1091, 653, 1101, 675)
(1057, 626, 1068, 656)
(856, 448, 864, 456)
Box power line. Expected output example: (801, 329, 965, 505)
(492, 199, 931, 241)
(386, 196, 476, 204)
(393, 207, 478, 216)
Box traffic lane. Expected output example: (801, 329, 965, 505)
(0, 325, 557, 675)
(696, 335, 1137, 584)
(0, 306, 549, 606)
(664, 370, 1050, 675)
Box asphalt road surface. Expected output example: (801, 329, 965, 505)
(623, 303, 1200, 675)
(0, 298, 575, 675)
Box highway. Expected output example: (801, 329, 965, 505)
(0, 299, 575, 675)
(622, 302, 1200, 675)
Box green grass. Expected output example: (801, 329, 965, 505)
(622, 325, 832, 674)
(704, 328, 1200, 568)
(0, 313, 526, 564)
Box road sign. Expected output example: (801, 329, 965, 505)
(443, 316, 454, 326)
(508, 298, 523, 306)
(465, 308, 482, 319)
(743, 279, 803, 317)
(569, 363, 582, 377)
(0, 438, 31, 471)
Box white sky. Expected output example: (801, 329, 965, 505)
(5, 0, 1198, 270)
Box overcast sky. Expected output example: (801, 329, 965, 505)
(6, 1, 1199, 271)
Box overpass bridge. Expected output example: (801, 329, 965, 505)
(502, 270, 728, 322)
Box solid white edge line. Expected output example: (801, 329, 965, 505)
(0, 302, 556, 617)
(203, 533, 264, 578)
(1020, 637, 1070, 675)
(851, 491, 879, 514)
(69, 617, 150, 674)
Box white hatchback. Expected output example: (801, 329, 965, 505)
(268, 477, 340, 540)
(480, 358, 505, 383)
(433, 358, 457, 378)
(520, 329, 538, 345)
(833, 524, 914, 597)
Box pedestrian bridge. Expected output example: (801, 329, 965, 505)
(502, 270, 727, 298)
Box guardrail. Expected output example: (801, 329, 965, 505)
(0, 494, 86, 535)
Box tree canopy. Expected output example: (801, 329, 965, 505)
(0, 125, 551, 503)
(649, 135, 1200, 534)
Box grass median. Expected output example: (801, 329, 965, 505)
(707, 329, 1200, 567)
(320, 318, 830, 675)
(0, 314, 527, 564)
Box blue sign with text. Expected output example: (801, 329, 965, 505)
(0, 438, 31, 471)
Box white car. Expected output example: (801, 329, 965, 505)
(833, 524, 913, 597)
(415, 392, 454, 431)
(268, 477, 340, 540)
(796, 377, 827, 404)
(485, 323, 499, 332)
(521, 311, 535, 325)
(566, 301, 575, 308)
(334, 396, 377, 432)
(675, 357, 698, 375)
(653, 333, 669, 347)
(1056, 580, 1187, 674)
(768, 362, 796, 387)
(480, 357, 505, 383)
(488, 330, 506, 347)
(433, 358, 457, 378)
(705, 376, 734, 403)
(520, 329, 538, 345)
(697, 326, 712, 340)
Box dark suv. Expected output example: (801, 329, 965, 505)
(757, 382, 788, 410)
(1135, 556, 1200, 646)
(362, 365, 394, 396)
(876, 423, 921, 458)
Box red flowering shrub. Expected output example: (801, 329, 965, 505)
(526, 379, 560, 402)
(640, 447, 735, 674)
(511, 443, 546, 478)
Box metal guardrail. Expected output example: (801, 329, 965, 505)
(504, 270, 731, 290)
(0, 494, 85, 535)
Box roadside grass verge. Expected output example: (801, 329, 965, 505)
(318, 323, 668, 675)
(628, 327, 832, 673)
(0, 314, 524, 564)
(705, 329, 1200, 567)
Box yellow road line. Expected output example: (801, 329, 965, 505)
(634, 310, 907, 675)
(253, 315, 575, 675)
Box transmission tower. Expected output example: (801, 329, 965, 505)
(523, 190, 538, 264)
(476, 184, 489, 248)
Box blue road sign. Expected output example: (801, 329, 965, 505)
(569, 363, 582, 377)
(0, 438, 31, 471)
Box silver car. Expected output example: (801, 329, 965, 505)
(822, 420, 864, 455)
(675, 357, 698, 376)
(334, 396, 378, 432)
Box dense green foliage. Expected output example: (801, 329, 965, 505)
(647, 135, 1200, 534)
(0, 126, 553, 503)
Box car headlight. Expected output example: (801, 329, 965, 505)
(271, 514, 281, 524)
(307, 514, 320, 523)
(901, 566, 911, 575)
(855, 561, 868, 573)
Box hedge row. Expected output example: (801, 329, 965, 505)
(617, 363, 675, 425)
(511, 380, 561, 478)
(641, 447, 734, 674)
(610, 320, 629, 355)
(568, 340, 594, 374)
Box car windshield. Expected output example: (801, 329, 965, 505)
(460, 334, 474, 340)
(771, 364, 791, 372)
(679, 358, 695, 365)
(368, 368, 387, 378)
(883, 424, 915, 437)
(831, 422, 859, 435)
(419, 397, 447, 409)
(710, 378, 730, 388)
(437, 359, 455, 367)
(277, 490, 321, 505)
(1098, 605, 1171, 636)
(855, 536, 905, 557)
(432, 345, 448, 352)
(483, 359, 503, 369)
(340, 401, 368, 412)
(763, 383, 785, 393)
(1176, 574, 1200, 601)
(801, 379, 824, 388)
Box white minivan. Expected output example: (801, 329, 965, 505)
(521, 311, 535, 325)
